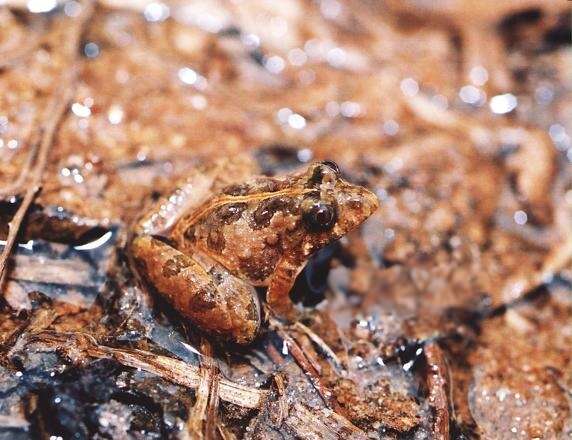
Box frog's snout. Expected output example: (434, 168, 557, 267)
(362, 187, 380, 217)
(334, 183, 380, 234)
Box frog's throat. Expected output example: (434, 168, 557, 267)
(184, 188, 316, 226)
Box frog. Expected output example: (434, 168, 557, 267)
(129, 158, 379, 344)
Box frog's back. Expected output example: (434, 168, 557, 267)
(135, 157, 256, 236)
(171, 173, 307, 285)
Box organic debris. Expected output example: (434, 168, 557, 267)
(0, 0, 570, 438)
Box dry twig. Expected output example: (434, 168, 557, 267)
(293, 322, 343, 370)
(270, 319, 344, 415)
(28, 331, 267, 409)
(1, 307, 60, 354)
(186, 340, 220, 439)
(423, 342, 451, 440)
(273, 373, 288, 426)
(284, 403, 367, 440)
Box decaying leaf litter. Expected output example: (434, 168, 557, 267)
(0, 1, 571, 438)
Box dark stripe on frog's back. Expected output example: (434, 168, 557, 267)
(179, 202, 247, 248)
(251, 196, 297, 229)
(181, 173, 309, 232)
(221, 176, 288, 196)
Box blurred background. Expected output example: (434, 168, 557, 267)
(0, 1, 571, 439)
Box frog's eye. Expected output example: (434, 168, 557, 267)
(307, 160, 339, 187)
(320, 160, 340, 176)
(303, 201, 337, 232)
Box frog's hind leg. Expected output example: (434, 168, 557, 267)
(130, 235, 260, 344)
(134, 157, 256, 236)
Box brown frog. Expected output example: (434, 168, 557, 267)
(129, 159, 379, 344)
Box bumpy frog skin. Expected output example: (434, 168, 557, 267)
(129, 159, 379, 344)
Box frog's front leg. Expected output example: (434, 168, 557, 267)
(266, 256, 307, 322)
(130, 235, 260, 344)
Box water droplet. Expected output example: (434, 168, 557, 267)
(402, 360, 414, 371)
(535, 85, 554, 104)
(144, 2, 170, 22)
(288, 113, 306, 129)
(325, 101, 340, 117)
(340, 101, 361, 118)
(548, 124, 567, 143)
(297, 148, 313, 162)
(288, 48, 307, 66)
(459, 85, 485, 105)
(383, 119, 399, 136)
(64, 1, 81, 17)
(400, 78, 419, 97)
(178, 67, 198, 85)
(326, 47, 346, 68)
(73, 173, 84, 184)
(320, 0, 342, 18)
(496, 388, 509, 402)
(242, 33, 260, 48)
(514, 210, 528, 225)
(83, 42, 100, 58)
(0, 116, 8, 134)
(565, 189, 572, 205)
(74, 230, 114, 251)
(298, 69, 316, 85)
(190, 95, 207, 110)
(469, 66, 489, 86)
(265, 55, 285, 74)
(71, 102, 91, 118)
(490, 93, 518, 114)
(304, 39, 321, 58)
(27, 0, 57, 13)
(107, 105, 124, 125)
(449, 235, 461, 248)
(277, 107, 293, 123)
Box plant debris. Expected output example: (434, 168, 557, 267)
(0, 0, 570, 438)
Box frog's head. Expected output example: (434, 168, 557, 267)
(297, 161, 379, 256)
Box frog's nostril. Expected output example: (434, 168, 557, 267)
(348, 199, 363, 210)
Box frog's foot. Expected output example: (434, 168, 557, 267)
(266, 299, 303, 323)
(130, 235, 260, 344)
(266, 265, 304, 323)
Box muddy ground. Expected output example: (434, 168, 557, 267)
(0, 1, 571, 439)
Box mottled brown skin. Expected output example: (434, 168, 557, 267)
(129, 160, 379, 344)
